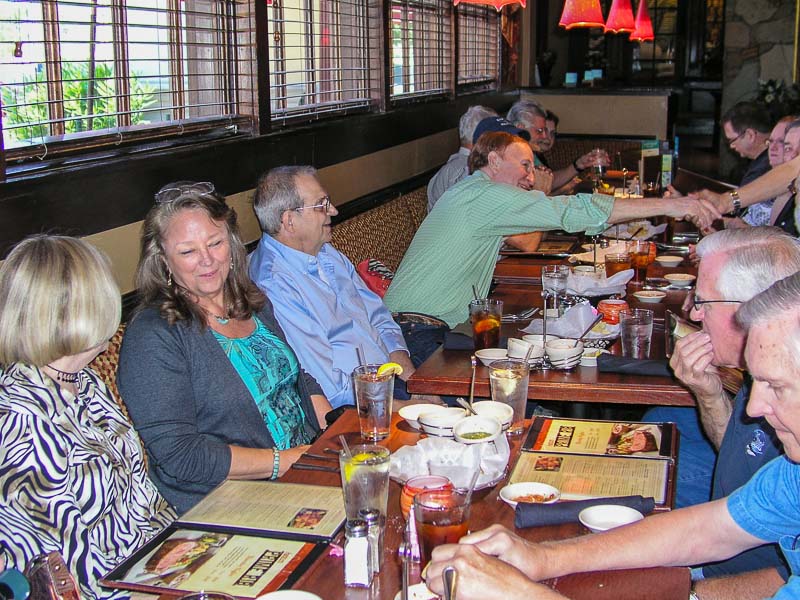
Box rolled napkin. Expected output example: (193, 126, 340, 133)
(597, 353, 672, 377)
(523, 302, 618, 341)
(515, 495, 656, 528)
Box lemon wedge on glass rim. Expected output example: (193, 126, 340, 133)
(376, 362, 403, 377)
(344, 451, 380, 482)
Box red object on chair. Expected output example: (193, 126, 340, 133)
(558, 0, 605, 29)
(604, 0, 635, 33)
(629, 0, 654, 42)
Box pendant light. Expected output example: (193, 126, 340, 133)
(604, 0, 635, 33)
(629, 0, 655, 42)
(558, 0, 605, 30)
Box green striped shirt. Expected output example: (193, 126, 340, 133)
(384, 170, 615, 327)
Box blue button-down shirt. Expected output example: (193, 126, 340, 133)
(249, 234, 408, 408)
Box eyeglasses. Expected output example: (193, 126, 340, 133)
(726, 130, 746, 147)
(294, 196, 332, 213)
(691, 295, 743, 312)
(155, 181, 216, 204)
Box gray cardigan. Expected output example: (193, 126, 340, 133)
(117, 300, 323, 514)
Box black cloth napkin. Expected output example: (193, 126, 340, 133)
(597, 353, 672, 377)
(443, 331, 508, 351)
(514, 495, 656, 528)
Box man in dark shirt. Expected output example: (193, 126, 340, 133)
(721, 102, 773, 226)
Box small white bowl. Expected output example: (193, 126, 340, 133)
(453, 415, 502, 444)
(664, 273, 696, 288)
(475, 348, 508, 367)
(580, 347, 606, 367)
(258, 592, 323, 600)
(655, 255, 683, 268)
(499, 482, 561, 508)
(471, 401, 514, 431)
(399, 403, 446, 430)
(578, 504, 644, 533)
(507, 337, 545, 360)
(633, 290, 666, 304)
(545, 339, 584, 362)
(418, 407, 467, 437)
(522, 334, 560, 346)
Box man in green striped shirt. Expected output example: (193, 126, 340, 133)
(384, 132, 719, 327)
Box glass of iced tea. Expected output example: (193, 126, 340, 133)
(626, 240, 650, 284)
(469, 299, 503, 350)
(604, 252, 631, 277)
(413, 489, 471, 568)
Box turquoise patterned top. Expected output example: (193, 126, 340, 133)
(212, 318, 313, 449)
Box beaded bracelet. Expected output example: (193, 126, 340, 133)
(271, 448, 280, 480)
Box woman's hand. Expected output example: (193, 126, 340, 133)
(277, 445, 311, 477)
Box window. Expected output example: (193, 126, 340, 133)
(267, 0, 382, 122)
(456, 4, 499, 91)
(0, 0, 253, 164)
(389, 0, 452, 101)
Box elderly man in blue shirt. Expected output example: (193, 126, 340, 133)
(249, 166, 424, 409)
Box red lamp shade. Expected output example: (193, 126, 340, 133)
(604, 0, 635, 33)
(629, 0, 654, 42)
(558, 0, 605, 29)
(453, 0, 525, 10)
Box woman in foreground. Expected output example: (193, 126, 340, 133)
(0, 235, 175, 599)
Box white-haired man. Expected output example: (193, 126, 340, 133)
(427, 105, 497, 212)
(425, 270, 800, 600)
(645, 227, 800, 592)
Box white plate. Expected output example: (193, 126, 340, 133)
(578, 504, 644, 533)
(258, 592, 323, 600)
(499, 482, 561, 508)
(394, 583, 438, 600)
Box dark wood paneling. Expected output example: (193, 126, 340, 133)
(0, 91, 517, 257)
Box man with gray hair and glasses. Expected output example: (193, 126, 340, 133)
(644, 227, 800, 595)
(427, 105, 497, 212)
(249, 166, 442, 410)
(424, 269, 800, 600)
(507, 100, 610, 192)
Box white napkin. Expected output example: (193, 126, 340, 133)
(522, 302, 619, 340)
(390, 436, 510, 488)
(566, 268, 633, 297)
(601, 220, 667, 240)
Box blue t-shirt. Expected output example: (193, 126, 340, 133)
(728, 456, 800, 599)
(703, 378, 788, 579)
(213, 318, 312, 449)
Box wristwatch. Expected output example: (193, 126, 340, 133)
(689, 591, 700, 600)
(728, 189, 744, 217)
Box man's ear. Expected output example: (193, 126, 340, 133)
(487, 150, 501, 172)
(281, 210, 294, 232)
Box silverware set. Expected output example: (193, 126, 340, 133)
(290, 448, 342, 472)
(501, 307, 540, 322)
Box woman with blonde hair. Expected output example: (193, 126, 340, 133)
(118, 181, 331, 514)
(0, 235, 175, 600)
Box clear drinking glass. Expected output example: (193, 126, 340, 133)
(469, 299, 503, 350)
(353, 365, 394, 441)
(413, 489, 472, 568)
(619, 308, 654, 359)
(339, 445, 391, 520)
(488, 358, 530, 435)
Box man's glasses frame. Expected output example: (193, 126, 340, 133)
(726, 130, 747, 147)
(294, 196, 332, 213)
(691, 295, 743, 312)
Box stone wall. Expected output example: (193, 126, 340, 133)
(721, 0, 796, 175)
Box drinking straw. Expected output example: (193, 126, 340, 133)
(356, 345, 366, 366)
(339, 435, 352, 458)
(472, 285, 479, 300)
(463, 468, 480, 505)
(523, 343, 535, 364)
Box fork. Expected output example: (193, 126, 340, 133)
(502, 307, 540, 322)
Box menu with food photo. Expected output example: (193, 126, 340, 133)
(101, 481, 346, 598)
(524, 417, 676, 459)
(515, 417, 678, 507)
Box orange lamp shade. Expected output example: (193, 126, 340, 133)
(629, 0, 654, 41)
(453, 0, 525, 10)
(558, 0, 605, 29)
(604, 0, 635, 33)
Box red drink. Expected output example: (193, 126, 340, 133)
(416, 520, 469, 566)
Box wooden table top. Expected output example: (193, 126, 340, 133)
(280, 410, 690, 599)
(408, 256, 698, 407)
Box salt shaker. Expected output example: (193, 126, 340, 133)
(344, 519, 373, 587)
(359, 507, 384, 574)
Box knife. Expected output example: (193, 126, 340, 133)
(290, 463, 340, 473)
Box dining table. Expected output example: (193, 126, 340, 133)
(278, 409, 690, 599)
(408, 251, 700, 408)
